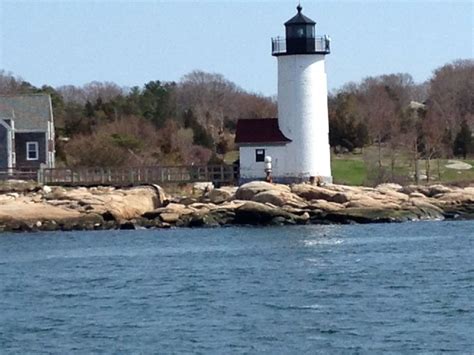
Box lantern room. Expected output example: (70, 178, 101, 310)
(272, 5, 330, 56)
(285, 4, 315, 40)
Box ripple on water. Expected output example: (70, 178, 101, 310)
(303, 238, 344, 246)
(0, 222, 473, 353)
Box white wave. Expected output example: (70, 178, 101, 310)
(303, 239, 343, 246)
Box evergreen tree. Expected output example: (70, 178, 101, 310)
(140, 80, 176, 128)
(453, 120, 472, 158)
(182, 109, 214, 149)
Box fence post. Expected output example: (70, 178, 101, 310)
(129, 168, 135, 185)
(37, 166, 45, 184)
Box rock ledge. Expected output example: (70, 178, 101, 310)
(1, 181, 473, 232)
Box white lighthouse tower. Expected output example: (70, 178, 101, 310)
(235, 5, 331, 184)
(272, 4, 332, 183)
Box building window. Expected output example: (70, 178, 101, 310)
(26, 142, 39, 161)
(255, 149, 265, 162)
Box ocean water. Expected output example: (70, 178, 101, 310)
(0, 221, 473, 353)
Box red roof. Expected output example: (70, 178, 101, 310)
(235, 118, 291, 144)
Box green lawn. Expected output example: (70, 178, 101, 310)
(331, 158, 367, 185)
(435, 159, 474, 184)
(229, 148, 474, 186)
(331, 155, 474, 186)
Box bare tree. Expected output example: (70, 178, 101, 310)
(56, 85, 88, 105)
(0, 70, 35, 94)
(359, 81, 397, 169)
(426, 60, 474, 147)
(176, 70, 276, 141)
(177, 71, 239, 137)
(57, 81, 125, 105)
(421, 110, 445, 182)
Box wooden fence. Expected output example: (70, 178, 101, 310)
(38, 164, 238, 187)
(0, 169, 38, 181)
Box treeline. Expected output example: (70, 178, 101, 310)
(329, 59, 473, 181)
(0, 70, 277, 167)
(0, 59, 472, 176)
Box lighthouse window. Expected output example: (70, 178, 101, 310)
(288, 25, 306, 38)
(255, 149, 265, 162)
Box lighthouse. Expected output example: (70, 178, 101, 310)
(235, 5, 331, 183)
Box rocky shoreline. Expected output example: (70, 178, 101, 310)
(1, 180, 473, 233)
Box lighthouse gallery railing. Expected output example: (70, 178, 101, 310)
(271, 36, 330, 55)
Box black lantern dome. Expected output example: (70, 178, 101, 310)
(285, 4, 316, 39)
(272, 5, 330, 56)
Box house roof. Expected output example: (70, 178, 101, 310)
(285, 5, 316, 26)
(0, 94, 53, 131)
(235, 118, 291, 144)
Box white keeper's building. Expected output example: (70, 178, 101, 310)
(235, 5, 332, 184)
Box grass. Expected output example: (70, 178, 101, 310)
(435, 159, 474, 184)
(331, 158, 367, 185)
(331, 154, 474, 186)
(229, 147, 474, 186)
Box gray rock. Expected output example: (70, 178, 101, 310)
(325, 207, 420, 224)
(291, 184, 339, 202)
(235, 181, 290, 201)
(234, 201, 298, 225)
(160, 213, 181, 223)
(208, 187, 236, 204)
(252, 189, 306, 207)
(428, 184, 453, 197)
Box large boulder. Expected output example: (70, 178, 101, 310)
(401, 185, 431, 197)
(46, 186, 163, 221)
(371, 188, 409, 202)
(177, 208, 236, 227)
(308, 199, 344, 212)
(346, 196, 400, 210)
(402, 199, 444, 220)
(325, 207, 419, 224)
(431, 190, 474, 208)
(142, 203, 193, 220)
(208, 186, 237, 204)
(234, 201, 301, 225)
(96, 186, 162, 220)
(159, 213, 181, 223)
(235, 181, 290, 201)
(428, 184, 454, 197)
(210, 200, 246, 211)
(252, 189, 306, 208)
(0, 197, 105, 231)
(409, 192, 428, 199)
(149, 184, 169, 205)
(0, 198, 84, 222)
(291, 184, 338, 201)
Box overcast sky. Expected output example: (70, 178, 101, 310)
(0, 0, 472, 95)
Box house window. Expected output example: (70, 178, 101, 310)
(255, 149, 265, 162)
(26, 142, 39, 161)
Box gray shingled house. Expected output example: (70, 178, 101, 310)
(0, 94, 55, 170)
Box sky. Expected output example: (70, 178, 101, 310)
(0, 0, 472, 96)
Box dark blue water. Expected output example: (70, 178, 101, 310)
(0, 222, 473, 353)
